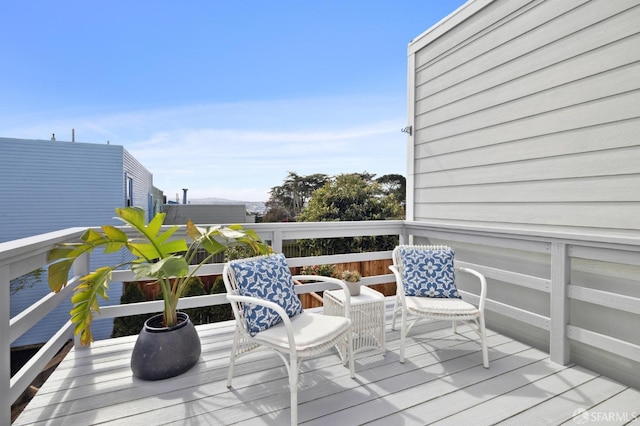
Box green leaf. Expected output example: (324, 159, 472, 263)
(115, 206, 147, 229)
(185, 220, 204, 240)
(153, 225, 179, 245)
(145, 212, 166, 239)
(81, 228, 107, 244)
(115, 207, 187, 260)
(132, 256, 189, 280)
(101, 226, 128, 253)
(68, 266, 112, 345)
(127, 239, 188, 261)
(47, 259, 75, 292)
(46, 246, 77, 263)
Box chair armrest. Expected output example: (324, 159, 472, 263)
(457, 267, 487, 312)
(226, 294, 297, 347)
(292, 275, 351, 317)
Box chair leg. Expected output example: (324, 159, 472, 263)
(226, 329, 241, 387)
(347, 327, 356, 378)
(391, 295, 400, 331)
(479, 315, 489, 368)
(289, 355, 299, 426)
(399, 308, 407, 363)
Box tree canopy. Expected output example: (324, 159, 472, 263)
(262, 172, 329, 222)
(264, 171, 405, 223)
(281, 172, 406, 254)
(297, 173, 404, 222)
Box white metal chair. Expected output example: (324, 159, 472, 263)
(223, 253, 355, 425)
(389, 245, 489, 368)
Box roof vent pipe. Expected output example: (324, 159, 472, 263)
(182, 188, 188, 205)
(72, 128, 75, 142)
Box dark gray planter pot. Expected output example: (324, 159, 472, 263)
(130, 312, 201, 380)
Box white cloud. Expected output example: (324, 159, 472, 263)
(4, 95, 408, 201)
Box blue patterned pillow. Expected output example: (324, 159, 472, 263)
(399, 246, 460, 298)
(229, 253, 303, 336)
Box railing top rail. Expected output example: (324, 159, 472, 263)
(403, 220, 640, 249)
(0, 227, 87, 266)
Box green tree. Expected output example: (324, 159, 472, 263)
(376, 174, 406, 206)
(297, 173, 404, 253)
(264, 172, 329, 221)
(262, 202, 293, 222)
(298, 173, 403, 222)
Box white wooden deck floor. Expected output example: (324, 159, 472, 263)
(14, 300, 640, 426)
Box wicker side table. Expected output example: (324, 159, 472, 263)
(323, 285, 386, 362)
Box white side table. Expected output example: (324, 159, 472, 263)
(323, 285, 386, 362)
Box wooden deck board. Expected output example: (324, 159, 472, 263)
(13, 300, 639, 426)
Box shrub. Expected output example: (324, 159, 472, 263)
(111, 283, 155, 338)
(300, 264, 337, 277)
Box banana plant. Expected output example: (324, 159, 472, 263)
(47, 207, 271, 345)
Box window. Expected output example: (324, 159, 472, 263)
(126, 176, 134, 207)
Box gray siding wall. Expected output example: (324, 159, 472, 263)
(0, 138, 124, 242)
(408, 0, 640, 387)
(1, 138, 155, 346)
(408, 0, 640, 232)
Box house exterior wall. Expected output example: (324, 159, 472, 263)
(0, 137, 156, 346)
(408, 0, 640, 386)
(407, 0, 640, 231)
(123, 148, 154, 221)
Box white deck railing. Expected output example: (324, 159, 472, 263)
(2, 220, 640, 425)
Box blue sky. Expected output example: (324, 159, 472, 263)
(1, 1, 466, 202)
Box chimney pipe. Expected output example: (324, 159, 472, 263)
(182, 188, 188, 205)
(72, 128, 75, 142)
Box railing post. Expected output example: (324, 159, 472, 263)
(73, 253, 91, 350)
(272, 229, 283, 253)
(1, 265, 11, 426)
(550, 242, 570, 365)
(398, 223, 409, 246)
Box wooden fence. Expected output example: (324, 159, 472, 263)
(128, 259, 396, 310)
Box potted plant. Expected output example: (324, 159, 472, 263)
(47, 206, 271, 380)
(341, 270, 362, 296)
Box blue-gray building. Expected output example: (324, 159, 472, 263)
(0, 136, 161, 346)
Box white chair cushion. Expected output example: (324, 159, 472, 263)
(405, 296, 479, 317)
(253, 312, 351, 352)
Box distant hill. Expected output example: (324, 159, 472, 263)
(188, 197, 266, 214)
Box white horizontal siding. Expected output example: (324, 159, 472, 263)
(416, 175, 640, 203)
(415, 0, 638, 96)
(414, 203, 640, 229)
(408, 0, 640, 233)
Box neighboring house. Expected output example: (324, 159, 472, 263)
(407, 0, 640, 385)
(162, 204, 254, 226)
(0, 137, 160, 347)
